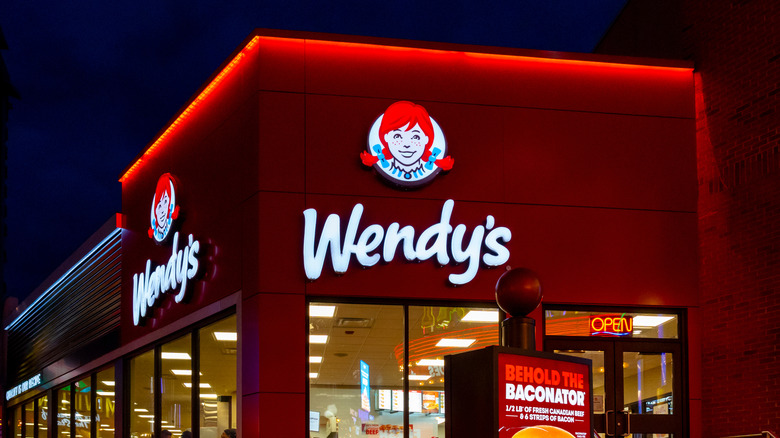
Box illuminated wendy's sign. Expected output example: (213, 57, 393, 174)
(149, 173, 179, 243)
(360, 101, 454, 189)
(132, 173, 202, 326)
(303, 199, 511, 285)
(589, 315, 633, 337)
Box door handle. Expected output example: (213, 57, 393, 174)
(621, 408, 632, 437)
(605, 410, 615, 437)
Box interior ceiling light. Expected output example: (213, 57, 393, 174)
(310, 356, 323, 363)
(96, 391, 114, 396)
(101, 381, 115, 386)
(309, 373, 319, 378)
(171, 369, 202, 376)
(417, 359, 445, 366)
(436, 338, 476, 348)
(213, 332, 237, 341)
(408, 375, 431, 381)
(336, 317, 373, 328)
(310, 305, 336, 317)
(161, 352, 192, 360)
(134, 409, 148, 413)
(199, 394, 218, 399)
(632, 315, 675, 327)
(309, 335, 328, 344)
(138, 414, 155, 418)
(461, 310, 499, 322)
(183, 383, 212, 388)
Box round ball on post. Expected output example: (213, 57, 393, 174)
(495, 268, 543, 318)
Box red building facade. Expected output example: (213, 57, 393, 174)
(5, 30, 702, 437)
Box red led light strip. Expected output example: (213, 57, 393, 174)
(119, 36, 261, 183)
(120, 34, 691, 183)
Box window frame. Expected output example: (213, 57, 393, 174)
(123, 307, 236, 438)
(306, 298, 502, 438)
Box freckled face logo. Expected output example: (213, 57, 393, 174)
(148, 173, 180, 243)
(360, 101, 454, 188)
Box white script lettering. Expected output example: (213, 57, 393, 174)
(303, 199, 511, 285)
(132, 232, 201, 326)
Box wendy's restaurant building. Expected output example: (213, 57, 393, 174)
(3, 29, 698, 438)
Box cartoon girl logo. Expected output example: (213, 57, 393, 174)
(148, 173, 180, 243)
(361, 101, 454, 188)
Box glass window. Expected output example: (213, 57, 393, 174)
(24, 401, 34, 438)
(130, 349, 155, 438)
(96, 367, 116, 436)
(309, 303, 405, 438)
(553, 350, 607, 414)
(308, 303, 499, 438)
(37, 396, 49, 438)
(74, 379, 91, 437)
(161, 335, 192, 436)
(408, 306, 499, 437)
(14, 404, 22, 438)
(623, 352, 674, 415)
(544, 310, 679, 339)
(125, 314, 236, 438)
(58, 385, 72, 437)
(199, 315, 237, 436)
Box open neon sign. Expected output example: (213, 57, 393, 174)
(589, 315, 633, 337)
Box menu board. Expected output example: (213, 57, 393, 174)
(498, 353, 591, 438)
(377, 389, 392, 410)
(392, 389, 404, 411)
(422, 391, 440, 414)
(360, 361, 371, 412)
(409, 390, 423, 413)
(309, 411, 320, 432)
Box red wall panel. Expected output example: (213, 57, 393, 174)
(121, 31, 697, 341)
(300, 195, 697, 306)
(303, 38, 694, 119)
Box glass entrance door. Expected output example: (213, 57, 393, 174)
(543, 308, 685, 437)
(545, 339, 683, 437)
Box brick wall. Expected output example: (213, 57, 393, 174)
(685, 0, 780, 435)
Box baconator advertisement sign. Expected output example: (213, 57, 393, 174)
(499, 353, 592, 438)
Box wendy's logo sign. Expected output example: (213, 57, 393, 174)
(133, 172, 202, 326)
(303, 199, 511, 285)
(361, 101, 454, 189)
(149, 173, 180, 243)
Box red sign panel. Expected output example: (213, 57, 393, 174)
(498, 353, 592, 438)
(589, 315, 633, 337)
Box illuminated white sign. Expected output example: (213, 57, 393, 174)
(132, 232, 201, 326)
(6, 373, 42, 401)
(360, 101, 453, 189)
(149, 173, 180, 243)
(303, 199, 511, 285)
(132, 172, 203, 326)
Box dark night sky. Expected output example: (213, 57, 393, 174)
(1, 0, 626, 302)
